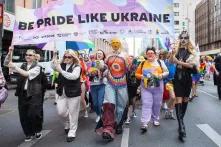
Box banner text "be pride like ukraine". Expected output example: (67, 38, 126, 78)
(18, 12, 171, 30)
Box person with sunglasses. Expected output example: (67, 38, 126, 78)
(5, 49, 44, 142)
(170, 31, 199, 142)
(51, 49, 81, 142)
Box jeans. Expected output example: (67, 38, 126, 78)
(90, 84, 105, 116)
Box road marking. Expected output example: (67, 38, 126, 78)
(121, 128, 129, 147)
(197, 124, 221, 147)
(198, 89, 219, 99)
(18, 130, 51, 147)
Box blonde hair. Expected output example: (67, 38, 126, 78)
(62, 49, 79, 64)
(175, 41, 195, 56)
(26, 49, 36, 55)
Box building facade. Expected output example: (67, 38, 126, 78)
(173, 0, 201, 43)
(195, 0, 221, 56)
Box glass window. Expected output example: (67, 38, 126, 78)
(33, 0, 42, 8)
(174, 3, 179, 8)
(174, 12, 179, 16)
(174, 21, 179, 25)
(5, 0, 15, 13)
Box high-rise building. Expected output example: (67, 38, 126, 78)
(173, 0, 201, 43)
(195, 0, 221, 56)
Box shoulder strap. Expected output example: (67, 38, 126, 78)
(157, 60, 163, 71)
(140, 61, 145, 70)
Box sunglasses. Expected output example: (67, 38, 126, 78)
(25, 54, 34, 57)
(180, 37, 189, 39)
(64, 56, 73, 59)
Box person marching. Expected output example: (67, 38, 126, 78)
(170, 31, 199, 142)
(88, 50, 106, 123)
(5, 47, 44, 142)
(213, 53, 221, 100)
(125, 56, 140, 124)
(51, 50, 81, 142)
(96, 38, 129, 141)
(135, 47, 169, 133)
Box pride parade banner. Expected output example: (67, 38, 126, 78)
(13, 0, 174, 45)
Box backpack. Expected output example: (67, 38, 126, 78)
(138, 59, 163, 76)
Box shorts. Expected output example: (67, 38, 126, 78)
(192, 74, 201, 82)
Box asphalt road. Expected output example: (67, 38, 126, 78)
(0, 80, 221, 147)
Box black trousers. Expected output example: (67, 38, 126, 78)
(18, 92, 43, 136)
(218, 85, 221, 100)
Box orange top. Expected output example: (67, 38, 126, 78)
(80, 60, 88, 82)
(135, 60, 163, 80)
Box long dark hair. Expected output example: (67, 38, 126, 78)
(96, 49, 106, 60)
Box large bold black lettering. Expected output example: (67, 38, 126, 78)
(57, 16, 65, 25)
(18, 22, 27, 30)
(121, 13, 129, 21)
(78, 15, 86, 23)
(163, 14, 170, 23)
(28, 22, 34, 30)
(139, 13, 148, 22)
(37, 19, 44, 28)
(130, 13, 138, 21)
(66, 15, 74, 24)
(44, 17, 51, 26)
(90, 13, 99, 22)
(100, 13, 107, 22)
(153, 14, 161, 22)
(111, 13, 120, 22)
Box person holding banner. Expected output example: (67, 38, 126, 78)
(5, 48, 44, 142)
(51, 50, 81, 142)
(96, 38, 128, 141)
(170, 31, 199, 142)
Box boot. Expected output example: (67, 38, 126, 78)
(102, 103, 115, 141)
(181, 102, 188, 137)
(175, 103, 185, 142)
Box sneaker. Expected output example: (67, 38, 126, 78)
(153, 121, 160, 126)
(162, 103, 168, 110)
(169, 112, 176, 120)
(66, 136, 75, 142)
(164, 111, 169, 119)
(140, 124, 148, 133)
(95, 116, 100, 123)
(132, 112, 137, 118)
(116, 125, 123, 134)
(125, 118, 131, 124)
(25, 136, 34, 142)
(84, 110, 88, 118)
(35, 132, 42, 139)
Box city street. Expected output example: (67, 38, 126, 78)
(0, 80, 221, 147)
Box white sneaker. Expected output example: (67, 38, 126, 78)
(35, 132, 42, 139)
(95, 116, 100, 123)
(162, 103, 168, 110)
(153, 121, 160, 126)
(25, 136, 34, 142)
(132, 112, 137, 118)
(84, 110, 88, 118)
(125, 118, 131, 124)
